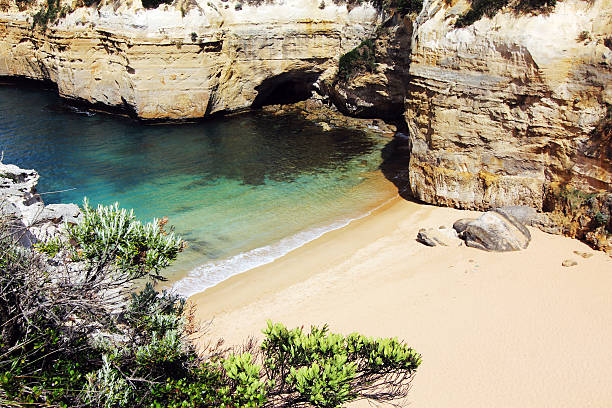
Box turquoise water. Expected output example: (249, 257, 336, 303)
(0, 84, 395, 296)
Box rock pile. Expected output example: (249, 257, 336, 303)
(0, 162, 80, 247)
(417, 206, 557, 252)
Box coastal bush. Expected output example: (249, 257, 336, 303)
(338, 39, 376, 81)
(261, 321, 421, 407)
(455, 0, 557, 28)
(0, 200, 421, 407)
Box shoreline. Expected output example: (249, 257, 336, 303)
(189, 188, 612, 407)
(169, 172, 399, 296)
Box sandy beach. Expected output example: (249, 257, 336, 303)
(190, 192, 612, 407)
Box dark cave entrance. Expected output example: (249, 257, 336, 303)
(252, 71, 321, 108)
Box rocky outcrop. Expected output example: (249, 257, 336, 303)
(0, 0, 381, 120)
(0, 162, 80, 246)
(324, 14, 413, 121)
(405, 0, 611, 210)
(332, 0, 611, 210)
(453, 210, 531, 251)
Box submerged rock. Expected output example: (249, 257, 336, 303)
(454, 211, 531, 252)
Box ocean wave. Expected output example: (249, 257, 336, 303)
(171, 197, 395, 298)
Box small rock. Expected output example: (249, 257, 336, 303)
(562, 259, 578, 267)
(573, 250, 594, 259)
(319, 122, 332, 131)
(417, 227, 462, 247)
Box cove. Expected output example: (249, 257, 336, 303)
(0, 84, 395, 296)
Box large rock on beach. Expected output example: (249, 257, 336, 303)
(453, 211, 531, 252)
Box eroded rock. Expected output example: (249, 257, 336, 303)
(0, 0, 382, 120)
(416, 226, 462, 247)
(0, 162, 81, 246)
(454, 211, 531, 252)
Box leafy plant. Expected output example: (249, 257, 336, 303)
(261, 321, 422, 407)
(65, 199, 184, 282)
(1, 199, 421, 407)
(338, 39, 376, 81)
(455, 0, 557, 28)
(33, 235, 63, 257)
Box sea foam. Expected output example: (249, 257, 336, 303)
(172, 197, 394, 297)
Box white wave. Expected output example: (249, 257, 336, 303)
(172, 196, 396, 298)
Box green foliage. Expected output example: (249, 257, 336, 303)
(338, 39, 376, 81)
(66, 199, 184, 281)
(222, 353, 268, 407)
(262, 321, 421, 407)
(1, 200, 420, 407)
(32, 0, 58, 29)
(556, 185, 596, 212)
(141, 0, 173, 9)
(455, 0, 557, 28)
(33, 235, 62, 257)
(593, 211, 609, 228)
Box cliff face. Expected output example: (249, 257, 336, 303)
(406, 0, 611, 211)
(333, 0, 611, 212)
(0, 0, 381, 119)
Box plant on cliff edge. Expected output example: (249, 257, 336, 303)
(455, 0, 557, 28)
(338, 39, 376, 81)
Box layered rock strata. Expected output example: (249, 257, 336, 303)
(405, 0, 612, 211)
(0, 0, 381, 119)
(333, 0, 611, 213)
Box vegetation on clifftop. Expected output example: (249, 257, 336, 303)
(1, 200, 421, 407)
(455, 0, 557, 27)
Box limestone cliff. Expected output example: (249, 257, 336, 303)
(405, 0, 611, 210)
(0, 0, 381, 119)
(333, 0, 611, 209)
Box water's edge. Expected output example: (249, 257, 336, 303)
(172, 193, 397, 297)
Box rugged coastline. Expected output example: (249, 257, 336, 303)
(1, 0, 610, 251)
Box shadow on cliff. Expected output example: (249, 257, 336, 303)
(379, 132, 418, 202)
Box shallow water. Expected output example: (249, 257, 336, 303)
(0, 84, 395, 296)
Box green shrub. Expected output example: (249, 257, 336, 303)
(33, 235, 63, 257)
(455, 0, 556, 28)
(31, 0, 59, 29)
(338, 39, 376, 81)
(261, 321, 421, 407)
(66, 199, 184, 281)
(1, 200, 421, 407)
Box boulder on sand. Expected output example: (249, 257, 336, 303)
(453, 211, 531, 252)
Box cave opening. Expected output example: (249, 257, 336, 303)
(252, 71, 321, 108)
